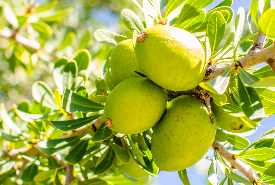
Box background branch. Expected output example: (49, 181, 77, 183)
(212, 140, 259, 184)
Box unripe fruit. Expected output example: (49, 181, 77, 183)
(135, 25, 206, 91)
(151, 95, 216, 171)
(110, 39, 140, 86)
(104, 77, 167, 135)
(119, 151, 149, 178)
(211, 103, 259, 133)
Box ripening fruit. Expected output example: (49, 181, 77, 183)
(104, 77, 167, 135)
(119, 151, 149, 178)
(110, 39, 141, 86)
(151, 95, 216, 171)
(211, 103, 259, 133)
(135, 25, 206, 91)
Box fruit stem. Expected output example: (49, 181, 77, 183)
(106, 118, 113, 129)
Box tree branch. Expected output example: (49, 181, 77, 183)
(204, 32, 274, 82)
(212, 140, 259, 184)
(0, 30, 40, 50)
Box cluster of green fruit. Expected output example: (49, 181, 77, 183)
(103, 25, 256, 175)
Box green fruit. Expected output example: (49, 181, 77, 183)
(110, 39, 141, 86)
(211, 103, 259, 133)
(119, 151, 149, 178)
(135, 25, 206, 91)
(104, 77, 167, 134)
(151, 95, 216, 171)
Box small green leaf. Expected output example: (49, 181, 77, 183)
(207, 11, 226, 56)
(227, 134, 249, 149)
(165, 0, 186, 19)
(200, 68, 232, 95)
(237, 148, 275, 160)
(250, 0, 259, 27)
(0, 104, 22, 134)
(65, 140, 89, 164)
(253, 65, 275, 78)
(48, 156, 62, 169)
(238, 67, 260, 86)
(59, 32, 75, 50)
(14, 105, 49, 122)
(54, 169, 62, 185)
(53, 58, 69, 94)
(31, 21, 52, 38)
(255, 88, 275, 116)
(3, 2, 18, 28)
(33, 169, 56, 182)
(234, 7, 245, 50)
(73, 49, 91, 71)
(178, 169, 191, 185)
(63, 61, 77, 90)
(255, 139, 274, 149)
(244, 159, 275, 176)
(78, 30, 91, 49)
(92, 122, 112, 142)
(94, 147, 115, 175)
(215, 0, 232, 7)
(21, 163, 38, 182)
(111, 143, 129, 164)
(212, 93, 227, 106)
(32, 81, 58, 109)
(47, 114, 102, 131)
(259, 175, 275, 184)
(143, 0, 160, 27)
(0, 132, 20, 141)
(215, 129, 228, 142)
(95, 77, 108, 95)
(208, 159, 218, 185)
(121, 9, 144, 33)
(177, 8, 205, 31)
(39, 8, 73, 22)
(62, 89, 104, 112)
(213, 32, 234, 60)
(238, 75, 264, 121)
(249, 76, 275, 88)
(94, 29, 127, 47)
(35, 0, 58, 12)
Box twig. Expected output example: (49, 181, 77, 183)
(212, 140, 259, 184)
(65, 163, 74, 185)
(0, 30, 40, 50)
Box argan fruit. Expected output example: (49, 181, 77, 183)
(135, 25, 206, 91)
(211, 103, 259, 133)
(151, 95, 216, 171)
(104, 77, 167, 135)
(110, 39, 141, 86)
(119, 151, 149, 178)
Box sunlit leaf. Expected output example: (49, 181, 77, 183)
(39, 8, 73, 22)
(237, 148, 275, 160)
(14, 105, 49, 122)
(234, 7, 245, 50)
(94, 147, 115, 175)
(244, 159, 275, 176)
(94, 29, 127, 47)
(62, 61, 77, 90)
(178, 169, 191, 185)
(111, 143, 129, 164)
(33, 169, 56, 182)
(92, 122, 112, 142)
(65, 140, 89, 164)
(165, 0, 186, 19)
(215, 129, 228, 142)
(0, 104, 22, 134)
(121, 9, 144, 33)
(258, 8, 275, 38)
(227, 134, 250, 149)
(3, 2, 18, 28)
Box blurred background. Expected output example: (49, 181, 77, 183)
(0, 0, 274, 184)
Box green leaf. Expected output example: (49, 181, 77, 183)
(0, 160, 16, 174)
(3, 2, 18, 28)
(78, 30, 91, 49)
(255, 88, 275, 116)
(63, 61, 77, 90)
(227, 134, 249, 149)
(94, 29, 127, 47)
(65, 140, 89, 164)
(238, 75, 264, 121)
(234, 7, 245, 50)
(54, 169, 62, 185)
(207, 11, 225, 56)
(54, 58, 69, 94)
(0, 104, 22, 134)
(212, 93, 227, 106)
(177, 8, 205, 31)
(215, 129, 228, 142)
(21, 163, 38, 182)
(92, 122, 112, 142)
(259, 175, 275, 184)
(33, 169, 56, 182)
(200, 68, 232, 95)
(35, 0, 58, 12)
(255, 139, 274, 148)
(73, 49, 91, 71)
(14, 105, 49, 122)
(165, 0, 186, 19)
(143, 0, 160, 27)
(62, 89, 104, 112)
(253, 65, 275, 78)
(215, 0, 232, 7)
(39, 8, 73, 22)
(258, 9, 275, 38)
(95, 77, 108, 95)
(208, 160, 218, 185)
(111, 143, 129, 164)
(213, 32, 234, 60)
(79, 179, 108, 185)
(244, 159, 275, 176)
(121, 9, 144, 33)
(47, 114, 102, 131)
(250, 0, 260, 27)
(237, 148, 275, 160)
(32, 81, 58, 109)
(31, 21, 52, 39)
(249, 76, 275, 88)
(238, 67, 260, 86)
(94, 147, 115, 175)
(48, 156, 62, 169)
(59, 32, 75, 50)
(178, 169, 191, 185)
(37, 135, 82, 155)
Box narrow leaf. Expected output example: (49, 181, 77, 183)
(53, 58, 69, 94)
(234, 7, 245, 50)
(227, 134, 249, 149)
(14, 105, 49, 122)
(121, 9, 144, 33)
(3, 2, 18, 28)
(207, 11, 226, 56)
(94, 29, 127, 47)
(250, 0, 259, 27)
(62, 89, 104, 112)
(237, 148, 275, 160)
(0, 104, 22, 134)
(94, 147, 115, 175)
(111, 143, 129, 164)
(73, 49, 91, 71)
(63, 61, 77, 90)
(165, 0, 186, 18)
(208, 161, 218, 185)
(249, 76, 275, 87)
(244, 159, 275, 176)
(255, 88, 275, 117)
(39, 8, 73, 22)
(238, 67, 260, 86)
(92, 122, 112, 142)
(178, 169, 191, 185)
(65, 140, 89, 164)
(33, 169, 56, 182)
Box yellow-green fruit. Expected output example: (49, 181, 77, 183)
(104, 77, 167, 134)
(110, 39, 140, 86)
(152, 95, 216, 171)
(211, 103, 259, 133)
(119, 152, 149, 178)
(135, 25, 206, 91)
